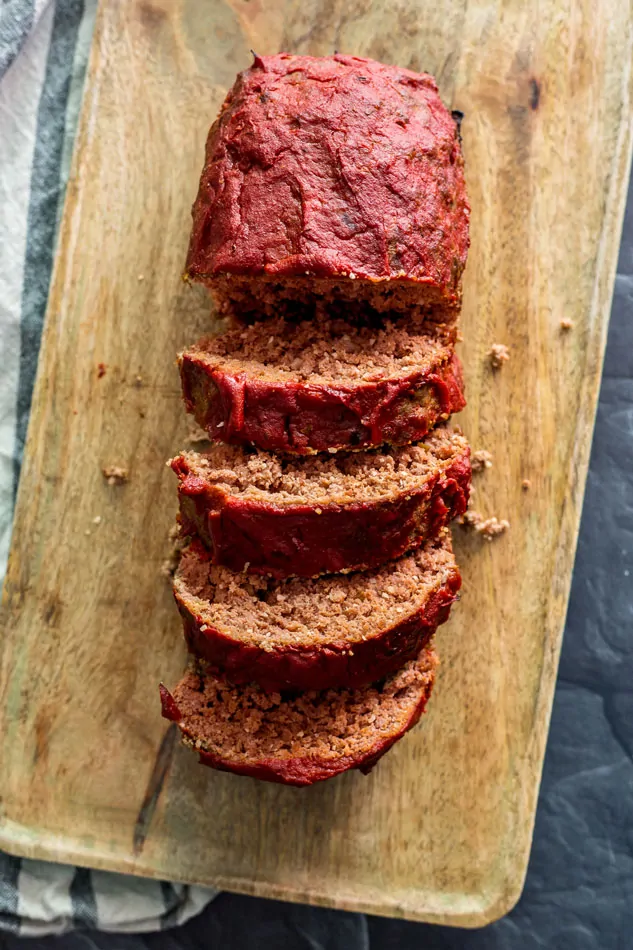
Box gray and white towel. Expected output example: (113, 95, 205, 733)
(0, 0, 216, 934)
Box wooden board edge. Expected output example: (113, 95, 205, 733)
(500, 90, 633, 923)
(0, 0, 108, 623)
(499, 82, 633, 919)
(0, 817, 525, 927)
(510, 71, 633, 909)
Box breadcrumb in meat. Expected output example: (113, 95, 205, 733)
(173, 532, 460, 692)
(171, 426, 471, 578)
(179, 316, 466, 456)
(161, 646, 438, 785)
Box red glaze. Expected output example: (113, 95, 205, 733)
(180, 349, 466, 455)
(186, 54, 469, 316)
(159, 683, 182, 722)
(174, 567, 460, 693)
(171, 449, 470, 579)
(159, 669, 434, 787)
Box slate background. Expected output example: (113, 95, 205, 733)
(2, 174, 631, 950)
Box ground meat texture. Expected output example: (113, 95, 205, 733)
(185, 54, 469, 325)
(160, 645, 438, 786)
(172, 529, 459, 692)
(171, 426, 470, 578)
(179, 316, 465, 455)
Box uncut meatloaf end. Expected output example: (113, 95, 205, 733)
(172, 530, 459, 692)
(185, 54, 469, 325)
(179, 317, 466, 456)
(160, 645, 438, 786)
(170, 426, 470, 578)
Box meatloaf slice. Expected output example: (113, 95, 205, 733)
(160, 645, 438, 786)
(171, 426, 470, 579)
(185, 53, 469, 326)
(173, 529, 459, 692)
(180, 316, 465, 455)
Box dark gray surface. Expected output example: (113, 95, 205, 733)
(3, 176, 632, 950)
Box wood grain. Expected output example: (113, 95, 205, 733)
(1, 0, 632, 926)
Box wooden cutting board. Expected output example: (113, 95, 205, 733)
(1, 0, 631, 927)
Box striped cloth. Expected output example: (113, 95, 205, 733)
(0, 0, 216, 935)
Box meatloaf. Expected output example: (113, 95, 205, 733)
(185, 53, 469, 325)
(180, 316, 465, 456)
(171, 426, 470, 579)
(160, 645, 438, 786)
(173, 529, 459, 692)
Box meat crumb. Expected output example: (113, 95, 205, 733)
(102, 465, 129, 486)
(185, 416, 210, 444)
(160, 560, 176, 579)
(471, 449, 493, 473)
(522, 479, 531, 490)
(560, 319, 574, 331)
(460, 510, 509, 540)
(97, 362, 107, 378)
(460, 510, 481, 528)
(161, 526, 185, 580)
(489, 343, 510, 369)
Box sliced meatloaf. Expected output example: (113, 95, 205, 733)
(180, 316, 465, 456)
(160, 645, 438, 786)
(185, 53, 469, 325)
(171, 426, 470, 579)
(173, 529, 459, 692)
